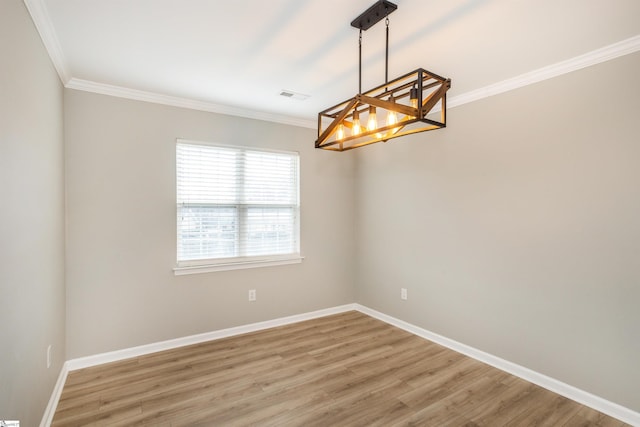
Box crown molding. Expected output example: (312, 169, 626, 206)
(23, 0, 70, 83)
(448, 34, 640, 109)
(65, 78, 317, 129)
(24, 0, 639, 129)
(68, 30, 638, 129)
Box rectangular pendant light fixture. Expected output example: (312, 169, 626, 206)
(315, 1, 451, 152)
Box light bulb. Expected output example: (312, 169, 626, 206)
(336, 123, 345, 140)
(410, 86, 419, 110)
(387, 111, 398, 126)
(367, 106, 377, 131)
(352, 111, 361, 136)
(386, 96, 398, 127)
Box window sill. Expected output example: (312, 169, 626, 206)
(173, 255, 304, 275)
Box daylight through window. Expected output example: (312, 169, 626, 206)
(176, 140, 300, 271)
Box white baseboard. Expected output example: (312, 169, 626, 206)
(41, 303, 356, 426)
(355, 304, 640, 427)
(40, 361, 69, 427)
(42, 302, 639, 427)
(65, 304, 357, 371)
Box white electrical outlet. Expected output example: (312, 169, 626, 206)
(401, 288, 408, 300)
(248, 289, 256, 301)
(47, 345, 52, 368)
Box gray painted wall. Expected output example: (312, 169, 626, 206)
(354, 52, 640, 411)
(4, 0, 639, 418)
(0, 0, 66, 424)
(64, 90, 356, 359)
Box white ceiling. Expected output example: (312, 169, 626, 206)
(29, 0, 640, 127)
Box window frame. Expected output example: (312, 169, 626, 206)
(174, 139, 303, 275)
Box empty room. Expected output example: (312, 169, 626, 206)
(1, 0, 639, 425)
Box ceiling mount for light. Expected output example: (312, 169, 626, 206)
(315, 0, 451, 152)
(350, 0, 397, 30)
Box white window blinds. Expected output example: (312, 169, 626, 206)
(176, 140, 300, 268)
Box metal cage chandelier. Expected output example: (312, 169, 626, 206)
(315, 0, 451, 152)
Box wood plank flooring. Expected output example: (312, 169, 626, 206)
(52, 311, 628, 426)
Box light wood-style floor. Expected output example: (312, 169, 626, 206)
(52, 311, 627, 426)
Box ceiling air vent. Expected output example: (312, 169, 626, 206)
(279, 90, 310, 101)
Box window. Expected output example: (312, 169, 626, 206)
(175, 140, 301, 274)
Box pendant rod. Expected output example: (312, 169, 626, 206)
(359, 29, 362, 94)
(351, 0, 397, 94)
(385, 16, 389, 86)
